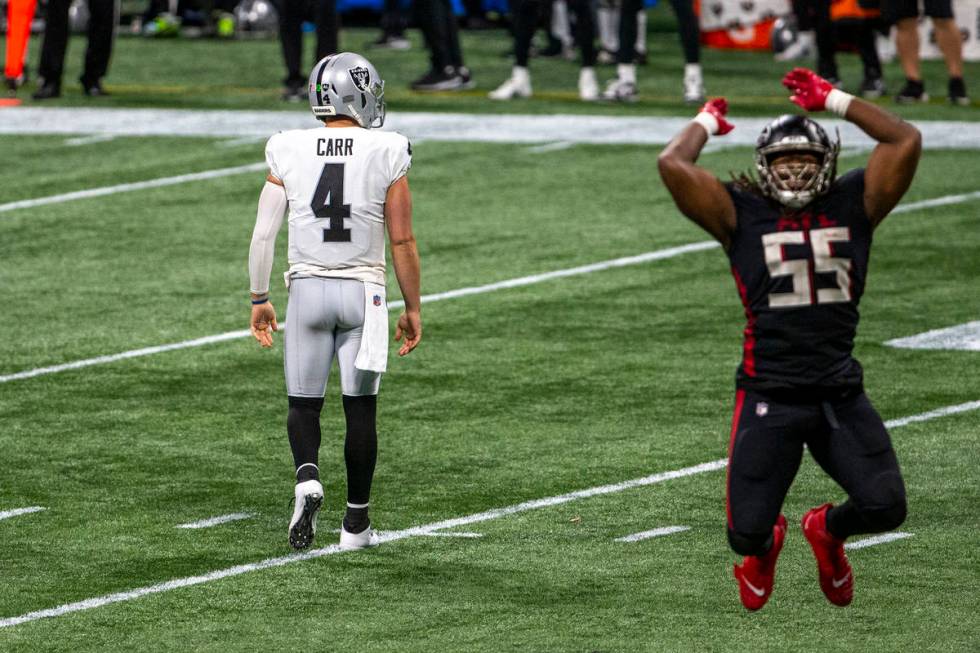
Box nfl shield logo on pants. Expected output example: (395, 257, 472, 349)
(373, 294, 382, 307)
(756, 402, 769, 417)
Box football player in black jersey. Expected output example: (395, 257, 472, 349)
(657, 68, 921, 611)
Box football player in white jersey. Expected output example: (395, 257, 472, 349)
(248, 52, 422, 551)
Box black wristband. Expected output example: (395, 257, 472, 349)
(251, 297, 269, 305)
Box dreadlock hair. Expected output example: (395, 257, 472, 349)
(729, 168, 766, 197)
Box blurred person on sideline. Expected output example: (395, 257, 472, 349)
(33, 0, 116, 99)
(279, 0, 340, 101)
(884, 0, 968, 103)
(4, 0, 37, 95)
(411, 0, 473, 90)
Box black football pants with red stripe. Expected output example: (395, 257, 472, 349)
(725, 388, 907, 556)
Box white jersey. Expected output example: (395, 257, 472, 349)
(265, 126, 412, 286)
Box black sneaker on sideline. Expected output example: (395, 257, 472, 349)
(82, 80, 110, 97)
(948, 77, 969, 105)
(896, 78, 928, 103)
(410, 66, 463, 91)
(32, 80, 61, 100)
(860, 77, 886, 99)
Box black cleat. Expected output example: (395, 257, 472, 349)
(32, 81, 61, 100)
(948, 77, 969, 106)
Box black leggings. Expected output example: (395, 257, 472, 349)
(615, 0, 698, 64)
(511, 0, 596, 67)
(279, 0, 339, 86)
(726, 388, 907, 556)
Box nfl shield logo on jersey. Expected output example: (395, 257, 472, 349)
(349, 67, 371, 92)
(756, 402, 769, 417)
(373, 294, 382, 307)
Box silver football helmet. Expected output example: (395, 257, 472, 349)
(308, 53, 386, 129)
(755, 115, 840, 208)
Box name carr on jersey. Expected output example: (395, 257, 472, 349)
(317, 138, 354, 157)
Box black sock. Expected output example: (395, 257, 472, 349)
(826, 502, 859, 539)
(287, 396, 324, 480)
(343, 506, 370, 534)
(342, 394, 378, 508)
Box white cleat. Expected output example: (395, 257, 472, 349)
(683, 66, 705, 105)
(288, 479, 323, 550)
(578, 67, 599, 102)
(602, 78, 637, 102)
(488, 67, 532, 100)
(774, 31, 815, 62)
(339, 524, 381, 551)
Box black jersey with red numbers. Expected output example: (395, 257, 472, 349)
(725, 169, 872, 393)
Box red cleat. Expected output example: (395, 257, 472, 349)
(733, 514, 787, 611)
(802, 504, 854, 606)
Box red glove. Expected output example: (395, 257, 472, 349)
(695, 98, 735, 136)
(782, 67, 834, 112)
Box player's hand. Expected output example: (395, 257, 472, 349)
(394, 310, 421, 356)
(782, 67, 834, 112)
(698, 98, 735, 136)
(250, 302, 278, 348)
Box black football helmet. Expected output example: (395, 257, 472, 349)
(755, 115, 840, 208)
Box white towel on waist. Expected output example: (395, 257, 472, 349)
(355, 282, 389, 373)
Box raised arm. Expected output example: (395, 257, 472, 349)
(657, 99, 738, 250)
(782, 68, 922, 227)
(385, 175, 422, 356)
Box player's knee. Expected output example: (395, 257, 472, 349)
(342, 394, 377, 437)
(859, 471, 907, 532)
(287, 395, 324, 426)
(727, 527, 772, 557)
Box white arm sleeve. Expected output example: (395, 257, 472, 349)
(248, 181, 288, 295)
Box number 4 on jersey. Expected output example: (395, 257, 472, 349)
(311, 163, 352, 242)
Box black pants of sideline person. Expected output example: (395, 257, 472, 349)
(37, 0, 115, 89)
(280, 0, 339, 88)
(415, 0, 464, 73)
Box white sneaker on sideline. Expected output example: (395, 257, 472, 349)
(774, 31, 815, 62)
(602, 78, 637, 102)
(288, 479, 323, 550)
(488, 67, 532, 100)
(683, 65, 705, 104)
(579, 67, 599, 101)
(339, 524, 381, 551)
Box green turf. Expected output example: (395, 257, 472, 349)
(4, 8, 980, 119)
(0, 130, 978, 650)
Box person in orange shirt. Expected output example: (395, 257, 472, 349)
(4, 0, 36, 95)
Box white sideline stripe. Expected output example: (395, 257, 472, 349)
(217, 136, 266, 148)
(4, 108, 980, 150)
(882, 400, 980, 429)
(0, 459, 726, 629)
(0, 506, 46, 521)
(176, 513, 255, 529)
(421, 532, 484, 538)
(64, 134, 118, 147)
(615, 525, 691, 542)
(525, 141, 574, 154)
(0, 241, 718, 384)
(2, 397, 979, 629)
(845, 532, 913, 550)
(0, 162, 266, 214)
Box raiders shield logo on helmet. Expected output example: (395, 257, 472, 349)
(349, 66, 370, 92)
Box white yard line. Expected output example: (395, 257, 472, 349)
(64, 134, 118, 147)
(525, 141, 574, 154)
(882, 400, 980, 429)
(1, 397, 978, 629)
(0, 162, 266, 214)
(4, 182, 979, 386)
(0, 241, 719, 384)
(615, 526, 691, 543)
(886, 320, 980, 352)
(0, 506, 46, 521)
(421, 532, 484, 538)
(176, 513, 255, 529)
(845, 532, 913, 550)
(217, 136, 267, 148)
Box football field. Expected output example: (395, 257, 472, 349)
(3, 12, 980, 648)
(1, 117, 979, 650)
